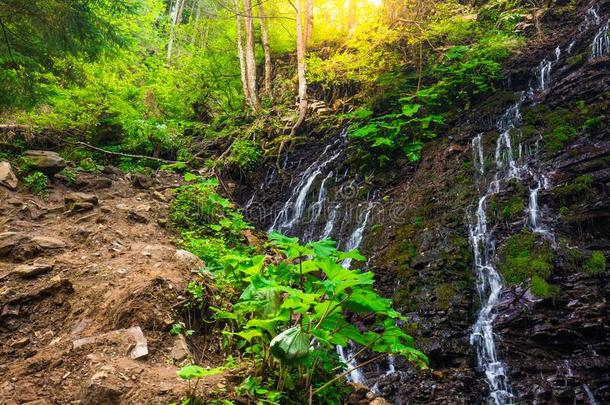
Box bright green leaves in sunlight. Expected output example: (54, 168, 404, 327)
(206, 231, 427, 403)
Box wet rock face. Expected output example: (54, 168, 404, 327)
(367, 1, 610, 403)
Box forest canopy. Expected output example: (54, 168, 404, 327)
(0, 0, 528, 166)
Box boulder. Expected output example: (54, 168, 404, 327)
(0, 161, 18, 190)
(23, 150, 67, 176)
(130, 173, 155, 189)
(0, 232, 27, 257)
(174, 249, 204, 271)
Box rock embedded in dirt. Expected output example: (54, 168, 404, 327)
(127, 209, 149, 224)
(10, 336, 30, 348)
(130, 173, 155, 189)
(72, 326, 148, 360)
(79, 374, 124, 405)
(0, 232, 26, 257)
(174, 249, 204, 271)
(126, 326, 148, 360)
(31, 236, 67, 250)
(0, 161, 18, 190)
(12, 263, 53, 278)
(65, 192, 99, 206)
(23, 151, 67, 176)
(170, 334, 191, 363)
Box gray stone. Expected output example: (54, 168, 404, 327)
(23, 151, 67, 176)
(174, 249, 204, 271)
(0, 161, 18, 190)
(125, 326, 148, 360)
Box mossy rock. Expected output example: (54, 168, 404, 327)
(583, 251, 606, 275)
(552, 175, 594, 204)
(497, 229, 557, 298)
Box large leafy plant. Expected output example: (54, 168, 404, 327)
(346, 88, 445, 164)
(211, 233, 427, 404)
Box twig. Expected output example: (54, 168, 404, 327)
(68, 141, 181, 164)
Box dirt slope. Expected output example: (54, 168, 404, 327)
(0, 168, 225, 404)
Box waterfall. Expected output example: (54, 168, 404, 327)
(342, 203, 373, 268)
(268, 136, 344, 233)
(591, 19, 610, 59)
(467, 8, 607, 403)
(583, 384, 599, 405)
(337, 342, 367, 385)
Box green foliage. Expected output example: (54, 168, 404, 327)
(59, 168, 78, 186)
(583, 251, 606, 275)
(501, 196, 525, 220)
(23, 171, 48, 196)
(345, 89, 445, 163)
(210, 233, 427, 404)
(497, 230, 557, 298)
(226, 139, 262, 171)
(170, 176, 251, 267)
(176, 364, 225, 404)
(553, 175, 594, 204)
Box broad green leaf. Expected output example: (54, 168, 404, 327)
(270, 326, 310, 360)
(401, 103, 421, 117)
(177, 365, 224, 380)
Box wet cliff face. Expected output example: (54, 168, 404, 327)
(237, 0, 609, 403)
(370, 0, 610, 403)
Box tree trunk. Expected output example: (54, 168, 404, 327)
(234, 0, 251, 106)
(291, 0, 308, 135)
(167, 0, 185, 62)
(347, 0, 357, 33)
(242, 0, 260, 111)
(304, 0, 314, 44)
(257, 0, 273, 96)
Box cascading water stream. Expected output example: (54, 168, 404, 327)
(468, 6, 607, 402)
(261, 128, 380, 387)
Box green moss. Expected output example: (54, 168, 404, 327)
(435, 284, 455, 310)
(530, 275, 560, 298)
(501, 196, 525, 220)
(553, 175, 594, 203)
(583, 251, 606, 275)
(544, 124, 577, 152)
(497, 229, 556, 297)
(566, 53, 587, 67)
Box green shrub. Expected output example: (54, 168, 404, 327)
(209, 233, 427, 404)
(23, 171, 48, 196)
(170, 175, 251, 268)
(583, 251, 606, 275)
(553, 175, 594, 204)
(226, 139, 261, 171)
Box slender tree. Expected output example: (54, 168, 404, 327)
(304, 0, 314, 45)
(167, 0, 186, 62)
(242, 0, 260, 111)
(291, 0, 308, 134)
(257, 0, 273, 96)
(234, 0, 251, 106)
